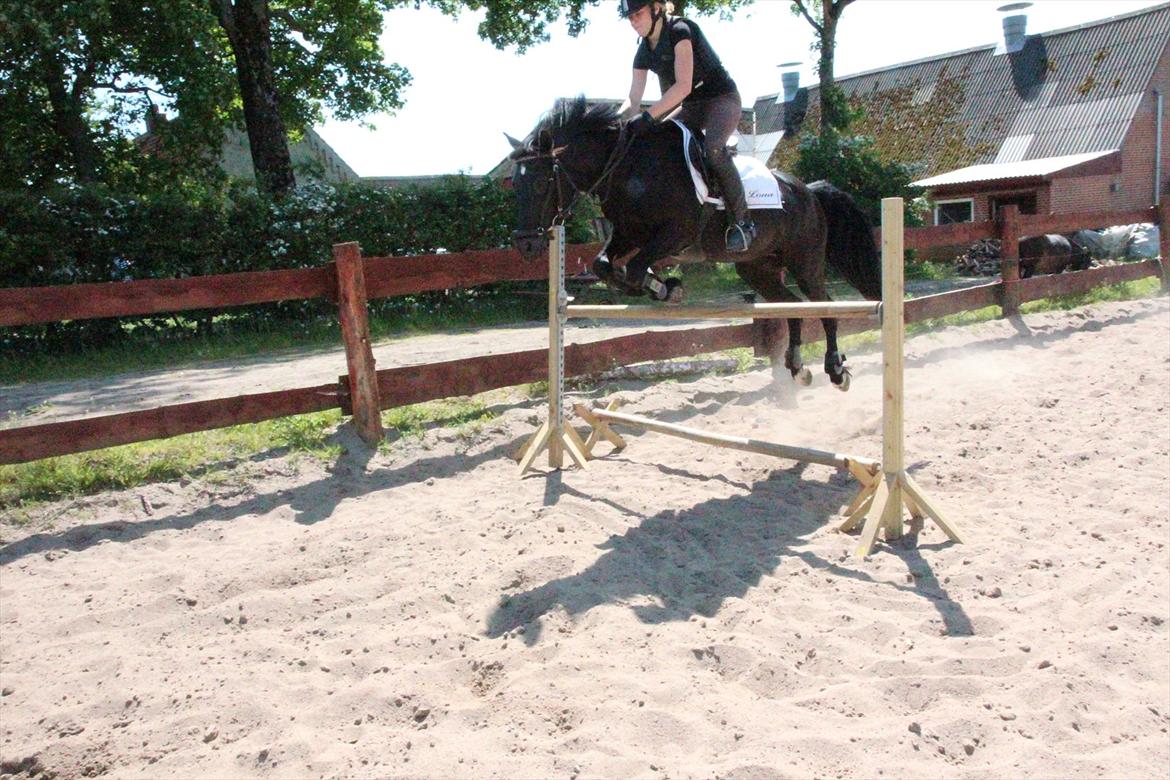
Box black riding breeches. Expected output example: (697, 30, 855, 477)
(679, 91, 747, 223)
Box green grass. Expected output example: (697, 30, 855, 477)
(1019, 276, 1160, 312)
(0, 409, 344, 518)
(0, 397, 504, 517)
(381, 397, 496, 443)
(906, 259, 958, 282)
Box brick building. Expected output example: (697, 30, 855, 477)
(743, 2, 1170, 226)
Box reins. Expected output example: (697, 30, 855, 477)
(524, 121, 635, 225)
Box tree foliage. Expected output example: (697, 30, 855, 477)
(1, 0, 416, 194)
(438, 0, 751, 52)
(0, 0, 219, 188)
(793, 131, 923, 226)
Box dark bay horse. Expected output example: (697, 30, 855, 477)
(508, 96, 881, 388)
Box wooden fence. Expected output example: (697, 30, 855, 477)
(1, 204, 1166, 465)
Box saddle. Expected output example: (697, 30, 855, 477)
(671, 119, 783, 211)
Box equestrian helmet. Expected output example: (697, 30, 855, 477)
(618, 0, 652, 19)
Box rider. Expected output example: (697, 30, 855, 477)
(619, 0, 756, 253)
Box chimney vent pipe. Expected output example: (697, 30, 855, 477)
(776, 62, 801, 104)
(996, 2, 1031, 55)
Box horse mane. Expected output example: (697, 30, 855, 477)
(532, 96, 621, 141)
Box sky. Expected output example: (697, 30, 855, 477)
(315, 0, 1166, 177)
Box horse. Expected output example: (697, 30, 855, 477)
(507, 96, 882, 389)
(1019, 234, 1088, 278)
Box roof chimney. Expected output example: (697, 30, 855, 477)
(145, 104, 164, 134)
(996, 2, 1032, 55)
(776, 62, 801, 104)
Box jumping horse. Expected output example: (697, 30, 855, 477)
(508, 96, 882, 389)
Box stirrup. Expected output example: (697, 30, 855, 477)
(725, 221, 756, 253)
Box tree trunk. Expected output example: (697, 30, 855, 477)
(817, 11, 838, 135)
(40, 51, 99, 183)
(212, 0, 296, 196)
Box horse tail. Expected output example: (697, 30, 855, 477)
(808, 180, 882, 300)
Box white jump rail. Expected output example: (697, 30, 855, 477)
(566, 301, 880, 321)
(516, 199, 963, 556)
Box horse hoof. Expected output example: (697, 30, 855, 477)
(794, 367, 813, 386)
(664, 278, 685, 305)
(592, 257, 613, 280)
(835, 371, 852, 392)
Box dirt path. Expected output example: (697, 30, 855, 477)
(0, 280, 989, 428)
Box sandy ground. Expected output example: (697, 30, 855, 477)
(1, 296, 1168, 779)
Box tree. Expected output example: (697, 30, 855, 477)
(0, 1, 146, 186)
(441, 0, 751, 53)
(1, 1, 413, 195)
(790, 0, 855, 135)
(208, 1, 297, 195)
(205, 0, 413, 197)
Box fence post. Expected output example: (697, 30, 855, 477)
(1159, 201, 1170, 293)
(333, 242, 383, 446)
(999, 204, 1021, 317)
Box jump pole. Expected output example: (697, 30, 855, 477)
(517, 200, 963, 556)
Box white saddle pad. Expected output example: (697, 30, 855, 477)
(672, 119, 783, 210)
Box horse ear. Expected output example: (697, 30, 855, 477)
(504, 132, 525, 151)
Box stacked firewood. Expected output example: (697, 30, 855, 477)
(954, 239, 1002, 276)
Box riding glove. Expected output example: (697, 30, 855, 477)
(628, 111, 654, 137)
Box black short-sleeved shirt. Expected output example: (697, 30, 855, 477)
(632, 16, 736, 102)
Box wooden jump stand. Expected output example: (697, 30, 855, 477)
(515, 225, 591, 473)
(518, 201, 963, 556)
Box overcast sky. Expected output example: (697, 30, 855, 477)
(315, 0, 1166, 177)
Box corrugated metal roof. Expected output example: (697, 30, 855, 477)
(911, 149, 1118, 186)
(755, 2, 1170, 176)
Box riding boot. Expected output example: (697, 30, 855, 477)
(710, 152, 755, 253)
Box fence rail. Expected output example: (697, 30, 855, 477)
(1, 205, 1166, 465)
(0, 245, 601, 328)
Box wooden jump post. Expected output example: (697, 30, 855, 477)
(518, 200, 963, 556)
(840, 199, 964, 555)
(515, 225, 591, 473)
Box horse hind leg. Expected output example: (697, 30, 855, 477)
(735, 258, 811, 385)
(792, 273, 851, 390)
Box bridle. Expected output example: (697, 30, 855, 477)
(514, 122, 633, 226)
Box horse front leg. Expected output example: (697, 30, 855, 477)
(592, 233, 638, 294)
(619, 230, 685, 302)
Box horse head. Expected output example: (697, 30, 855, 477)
(508, 97, 623, 261)
(507, 127, 568, 261)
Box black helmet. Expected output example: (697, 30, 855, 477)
(618, 0, 652, 19)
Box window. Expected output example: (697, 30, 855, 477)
(934, 199, 974, 225)
(990, 193, 1037, 217)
